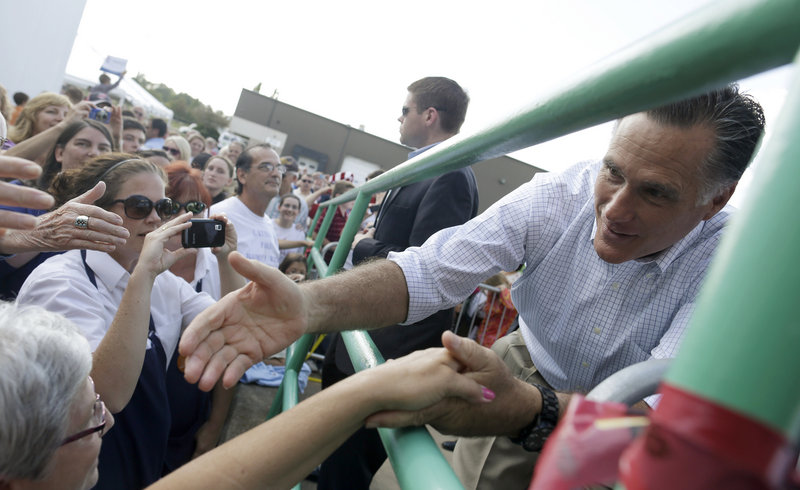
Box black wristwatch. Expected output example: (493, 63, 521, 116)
(509, 383, 559, 452)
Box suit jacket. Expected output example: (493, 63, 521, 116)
(327, 165, 479, 377)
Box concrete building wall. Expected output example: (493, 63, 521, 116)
(1, 0, 87, 97)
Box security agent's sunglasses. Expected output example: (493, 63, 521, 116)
(112, 195, 177, 220)
(401, 106, 447, 116)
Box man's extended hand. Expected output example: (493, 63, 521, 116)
(180, 252, 309, 391)
(366, 331, 541, 437)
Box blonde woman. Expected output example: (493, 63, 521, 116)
(163, 135, 191, 162)
(8, 92, 71, 144)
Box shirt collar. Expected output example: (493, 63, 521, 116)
(84, 250, 130, 290)
(590, 218, 706, 273)
(408, 142, 440, 159)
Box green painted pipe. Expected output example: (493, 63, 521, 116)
(665, 49, 800, 438)
(325, 192, 370, 274)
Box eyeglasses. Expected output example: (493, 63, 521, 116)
(256, 162, 287, 174)
(170, 199, 206, 215)
(162, 146, 181, 157)
(300, 179, 313, 183)
(112, 195, 176, 220)
(61, 392, 106, 446)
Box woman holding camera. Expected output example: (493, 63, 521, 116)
(16, 154, 241, 490)
(161, 161, 242, 473)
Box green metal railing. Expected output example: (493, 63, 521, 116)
(269, 0, 800, 487)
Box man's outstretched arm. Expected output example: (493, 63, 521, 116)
(180, 253, 410, 390)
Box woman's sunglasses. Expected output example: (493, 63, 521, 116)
(112, 195, 177, 220)
(162, 146, 181, 157)
(169, 200, 206, 215)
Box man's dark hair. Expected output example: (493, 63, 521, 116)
(192, 152, 212, 171)
(407, 77, 469, 134)
(646, 84, 765, 202)
(235, 143, 273, 194)
(12, 92, 28, 106)
(123, 117, 146, 134)
(99, 74, 111, 84)
(149, 118, 168, 138)
(62, 86, 84, 105)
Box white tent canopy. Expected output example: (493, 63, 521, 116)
(62, 73, 174, 121)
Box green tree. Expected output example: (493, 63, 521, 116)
(133, 73, 229, 139)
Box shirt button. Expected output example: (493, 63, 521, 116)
(593, 327, 602, 335)
(611, 282, 620, 290)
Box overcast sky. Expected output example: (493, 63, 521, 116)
(66, 0, 793, 205)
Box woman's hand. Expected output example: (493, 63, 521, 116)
(136, 212, 196, 279)
(0, 181, 128, 254)
(63, 101, 93, 125)
(209, 213, 237, 258)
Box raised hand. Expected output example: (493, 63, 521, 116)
(0, 181, 129, 254)
(137, 212, 196, 277)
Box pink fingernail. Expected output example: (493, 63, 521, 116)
(482, 386, 495, 401)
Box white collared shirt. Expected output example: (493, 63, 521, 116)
(17, 250, 214, 367)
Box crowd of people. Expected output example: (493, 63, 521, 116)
(0, 70, 771, 490)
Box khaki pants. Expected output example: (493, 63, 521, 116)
(452, 330, 548, 490)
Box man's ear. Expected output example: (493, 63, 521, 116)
(424, 107, 439, 127)
(236, 167, 247, 187)
(703, 182, 737, 221)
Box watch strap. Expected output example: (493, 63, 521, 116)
(509, 383, 559, 452)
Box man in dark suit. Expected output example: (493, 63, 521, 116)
(318, 77, 479, 489)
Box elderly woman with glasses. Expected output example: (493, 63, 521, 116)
(0, 301, 113, 490)
(16, 153, 242, 490)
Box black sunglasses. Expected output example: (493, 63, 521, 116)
(170, 199, 206, 215)
(401, 106, 446, 116)
(112, 195, 176, 220)
(162, 146, 181, 157)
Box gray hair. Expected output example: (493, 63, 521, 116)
(0, 302, 92, 481)
(645, 84, 765, 204)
